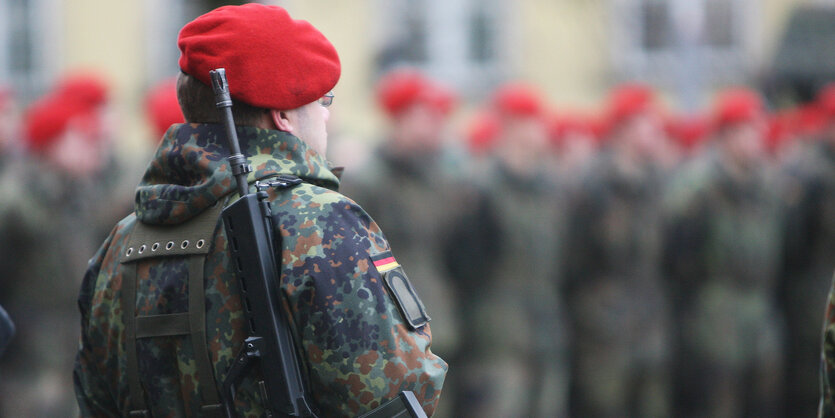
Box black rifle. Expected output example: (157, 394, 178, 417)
(210, 69, 427, 418)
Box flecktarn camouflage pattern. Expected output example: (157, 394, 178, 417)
(73, 123, 447, 417)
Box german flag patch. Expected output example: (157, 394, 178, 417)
(371, 251, 400, 273)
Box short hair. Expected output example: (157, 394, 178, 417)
(176, 72, 270, 126)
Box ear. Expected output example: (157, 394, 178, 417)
(270, 109, 293, 133)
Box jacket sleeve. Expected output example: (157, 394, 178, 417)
(278, 197, 447, 417)
(73, 232, 120, 417)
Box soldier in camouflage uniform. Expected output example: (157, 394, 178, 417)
(784, 84, 835, 417)
(340, 69, 465, 416)
(664, 89, 784, 417)
(450, 84, 568, 418)
(74, 5, 446, 417)
(0, 74, 122, 417)
(563, 84, 671, 418)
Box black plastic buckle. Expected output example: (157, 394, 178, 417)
(255, 175, 303, 191)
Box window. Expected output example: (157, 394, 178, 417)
(611, 0, 757, 88)
(0, 0, 62, 102)
(375, 0, 508, 97)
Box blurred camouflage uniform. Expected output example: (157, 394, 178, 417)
(0, 155, 125, 417)
(73, 124, 447, 416)
(782, 139, 835, 416)
(563, 150, 671, 418)
(664, 153, 785, 418)
(449, 159, 568, 418)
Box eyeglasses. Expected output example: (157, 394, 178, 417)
(318, 91, 334, 107)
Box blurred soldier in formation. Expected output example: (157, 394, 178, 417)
(665, 112, 710, 163)
(665, 88, 784, 418)
(450, 83, 568, 417)
(546, 111, 598, 191)
(0, 73, 123, 417)
(463, 109, 502, 178)
(563, 84, 671, 418)
(340, 68, 465, 416)
(782, 84, 835, 416)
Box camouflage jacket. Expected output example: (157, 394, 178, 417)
(821, 271, 835, 417)
(73, 124, 446, 417)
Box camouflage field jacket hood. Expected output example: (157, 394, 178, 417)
(74, 123, 446, 417)
(135, 123, 340, 225)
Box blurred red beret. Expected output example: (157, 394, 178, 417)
(765, 111, 797, 153)
(145, 78, 184, 138)
(376, 68, 456, 116)
(607, 83, 655, 127)
(817, 83, 835, 119)
(666, 113, 709, 152)
(54, 73, 109, 108)
(465, 110, 501, 154)
(24, 72, 109, 152)
(713, 88, 764, 128)
(24, 95, 96, 152)
(548, 111, 596, 141)
(796, 103, 826, 137)
(491, 83, 543, 118)
(178, 3, 340, 111)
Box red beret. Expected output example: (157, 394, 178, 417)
(178, 4, 340, 110)
(547, 111, 597, 143)
(765, 111, 796, 153)
(607, 83, 655, 127)
(714, 88, 764, 127)
(145, 78, 184, 138)
(376, 69, 456, 116)
(666, 113, 709, 152)
(24, 95, 96, 152)
(817, 83, 835, 119)
(465, 110, 501, 154)
(54, 73, 109, 108)
(491, 83, 543, 118)
(796, 103, 826, 137)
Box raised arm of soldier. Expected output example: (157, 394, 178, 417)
(73, 4, 446, 417)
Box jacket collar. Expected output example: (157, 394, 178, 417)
(135, 123, 339, 225)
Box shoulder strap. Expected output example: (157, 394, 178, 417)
(121, 202, 225, 417)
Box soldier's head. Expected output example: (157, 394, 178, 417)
(547, 111, 598, 171)
(490, 83, 550, 161)
(712, 88, 767, 169)
(176, 4, 340, 156)
(604, 83, 667, 163)
(23, 73, 112, 178)
(376, 68, 456, 155)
